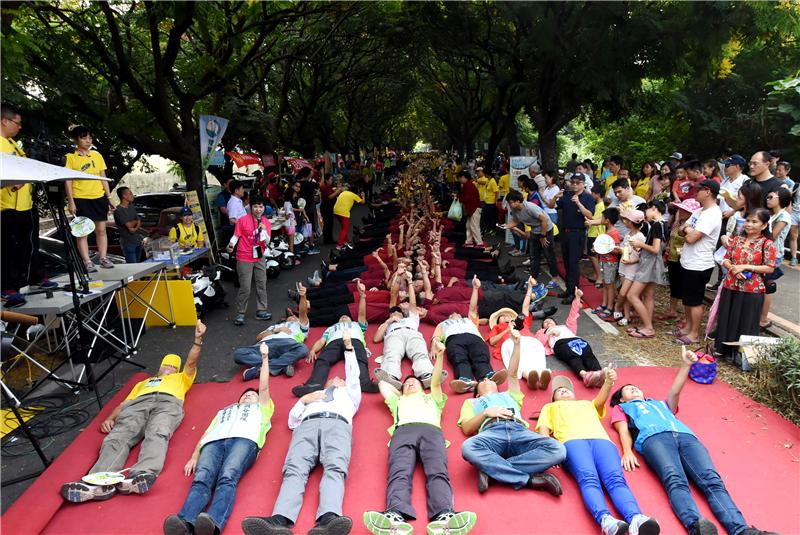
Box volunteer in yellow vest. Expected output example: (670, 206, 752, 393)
(61, 320, 207, 504)
(64, 125, 114, 272)
(164, 341, 274, 535)
(364, 339, 477, 535)
(333, 186, 364, 248)
(1, 103, 56, 305)
(481, 171, 499, 233)
(169, 206, 205, 249)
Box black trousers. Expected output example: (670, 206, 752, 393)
(561, 230, 586, 296)
(387, 424, 453, 520)
(529, 229, 560, 280)
(477, 290, 526, 318)
(321, 200, 335, 244)
(481, 202, 497, 231)
(306, 338, 372, 389)
(445, 333, 493, 380)
(552, 337, 601, 377)
(306, 303, 353, 328)
(1, 208, 38, 292)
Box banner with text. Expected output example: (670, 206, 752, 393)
(199, 115, 229, 170)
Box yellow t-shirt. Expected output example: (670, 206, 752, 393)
(634, 177, 650, 199)
(168, 222, 204, 248)
(604, 175, 618, 194)
(0, 137, 33, 211)
(484, 178, 499, 204)
(125, 368, 196, 402)
(333, 190, 363, 217)
(498, 174, 510, 197)
(475, 176, 488, 202)
(588, 201, 606, 238)
(535, 399, 608, 443)
(65, 150, 107, 199)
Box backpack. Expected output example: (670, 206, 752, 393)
(173, 222, 198, 242)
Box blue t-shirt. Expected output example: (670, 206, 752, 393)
(618, 399, 696, 453)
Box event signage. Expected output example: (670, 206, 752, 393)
(199, 115, 229, 170)
(185, 190, 210, 246)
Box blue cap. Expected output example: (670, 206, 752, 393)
(722, 154, 746, 168)
(179, 206, 192, 217)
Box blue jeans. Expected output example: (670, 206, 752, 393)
(642, 432, 747, 534)
(122, 245, 142, 263)
(563, 439, 642, 524)
(513, 234, 527, 253)
(234, 338, 308, 374)
(461, 421, 566, 488)
(178, 437, 258, 530)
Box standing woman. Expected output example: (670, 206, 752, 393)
(333, 186, 364, 249)
(319, 174, 342, 245)
(759, 188, 791, 329)
(649, 163, 672, 203)
(542, 170, 561, 225)
(65, 125, 114, 271)
(637, 162, 657, 200)
(715, 209, 776, 359)
(625, 201, 667, 338)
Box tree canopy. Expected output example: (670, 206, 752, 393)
(2, 1, 798, 190)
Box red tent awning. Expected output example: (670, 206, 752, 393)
(284, 157, 313, 173)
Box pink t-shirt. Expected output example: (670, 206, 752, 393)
(234, 214, 271, 263)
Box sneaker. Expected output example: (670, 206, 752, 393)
(38, 278, 58, 289)
(285, 364, 295, 378)
(419, 370, 448, 389)
(307, 247, 321, 255)
(531, 305, 558, 319)
(256, 311, 273, 321)
(531, 284, 548, 304)
(600, 514, 629, 535)
(241, 515, 293, 535)
(84, 260, 99, 273)
(234, 314, 246, 326)
(450, 378, 477, 394)
(688, 518, 718, 535)
(361, 380, 380, 394)
(488, 369, 507, 386)
(292, 383, 322, 397)
(99, 257, 115, 269)
(308, 270, 322, 286)
(628, 514, 660, 535)
(60, 481, 116, 503)
(526, 370, 540, 389)
(308, 514, 352, 535)
(527, 472, 562, 496)
(739, 527, 778, 535)
(1, 290, 26, 307)
(194, 513, 219, 535)
(375, 368, 402, 390)
(287, 289, 300, 302)
(522, 259, 531, 266)
(426, 511, 477, 535)
(116, 472, 156, 495)
(363, 511, 412, 535)
(243, 366, 260, 382)
(545, 281, 560, 291)
(538, 369, 552, 390)
(163, 515, 192, 535)
(791, 258, 798, 266)
(477, 471, 489, 493)
(612, 311, 623, 321)
(586, 370, 605, 388)
(592, 306, 608, 315)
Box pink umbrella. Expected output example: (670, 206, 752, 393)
(705, 285, 723, 338)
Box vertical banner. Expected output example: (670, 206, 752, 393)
(506, 156, 540, 244)
(199, 115, 229, 171)
(184, 190, 209, 249)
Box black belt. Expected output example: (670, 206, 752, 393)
(302, 412, 350, 425)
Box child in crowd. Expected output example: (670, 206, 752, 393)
(586, 185, 606, 288)
(282, 196, 299, 264)
(625, 201, 667, 338)
(610, 210, 645, 326)
(592, 208, 621, 319)
(659, 199, 699, 321)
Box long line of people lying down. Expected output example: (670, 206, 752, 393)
(58, 163, 775, 535)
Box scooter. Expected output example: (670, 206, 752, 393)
(188, 264, 231, 318)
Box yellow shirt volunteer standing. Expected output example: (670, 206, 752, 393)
(333, 189, 364, 248)
(64, 125, 114, 272)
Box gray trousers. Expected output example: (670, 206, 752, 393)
(236, 257, 268, 315)
(272, 417, 352, 523)
(89, 392, 184, 476)
(381, 329, 433, 379)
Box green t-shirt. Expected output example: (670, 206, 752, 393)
(457, 390, 528, 430)
(385, 391, 446, 437)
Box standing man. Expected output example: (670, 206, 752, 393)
(557, 175, 596, 304)
(675, 180, 722, 345)
(226, 180, 247, 226)
(609, 179, 646, 239)
(298, 167, 320, 254)
(719, 155, 748, 220)
(114, 187, 144, 263)
(1, 103, 53, 306)
(62, 321, 207, 503)
(746, 151, 782, 202)
(457, 171, 483, 248)
(226, 195, 271, 326)
(241, 331, 362, 535)
(504, 190, 562, 291)
(566, 153, 579, 174)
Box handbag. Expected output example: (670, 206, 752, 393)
(447, 199, 463, 221)
(688, 350, 717, 384)
(301, 222, 313, 238)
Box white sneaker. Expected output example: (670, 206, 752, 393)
(628, 514, 660, 535)
(600, 514, 628, 535)
(522, 259, 531, 266)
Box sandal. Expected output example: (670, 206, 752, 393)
(594, 282, 604, 289)
(656, 313, 678, 321)
(629, 328, 655, 339)
(674, 335, 698, 345)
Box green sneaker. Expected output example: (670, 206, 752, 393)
(426, 511, 477, 535)
(363, 510, 413, 535)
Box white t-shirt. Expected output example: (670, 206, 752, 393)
(680, 205, 722, 271)
(440, 317, 481, 340)
(542, 185, 560, 215)
(545, 325, 577, 347)
(386, 311, 421, 336)
(719, 174, 747, 214)
(227, 196, 247, 222)
(261, 320, 309, 343)
(322, 321, 367, 345)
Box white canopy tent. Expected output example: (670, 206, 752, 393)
(0, 153, 110, 186)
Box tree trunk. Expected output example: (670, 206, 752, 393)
(505, 119, 521, 156)
(538, 130, 557, 171)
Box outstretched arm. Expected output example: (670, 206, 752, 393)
(356, 280, 367, 324)
(430, 339, 446, 402)
(258, 342, 271, 404)
(668, 346, 698, 413)
(592, 366, 616, 413)
(507, 329, 522, 394)
(184, 321, 207, 378)
(298, 284, 309, 326)
(613, 420, 640, 472)
(468, 275, 480, 321)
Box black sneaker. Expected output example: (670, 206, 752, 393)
(292, 383, 322, 397)
(287, 289, 300, 302)
(527, 472, 562, 496)
(689, 518, 718, 535)
(360, 380, 380, 394)
(308, 514, 352, 535)
(285, 364, 295, 377)
(477, 471, 489, 494)
(163, 515, 193, 535)
(241, 515, 293, 535)
(195, 512, 220, 535)
(739, 528, 778, 535)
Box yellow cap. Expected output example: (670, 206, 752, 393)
(160, 354, 181, 370)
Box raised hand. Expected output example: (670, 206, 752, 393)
(472, 274, 481, 289)
(260, 342, 269, 361)
(575, 287, 583, 299)
(195, 320, 207, 339)
(680, 345, 698, 366)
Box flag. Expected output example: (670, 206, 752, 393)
(199, 115, 229, 170)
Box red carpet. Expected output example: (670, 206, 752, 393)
(4, 325, 799, 535)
